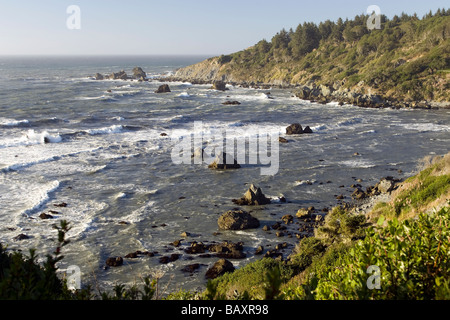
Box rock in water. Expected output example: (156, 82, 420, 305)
(286, 123, 303, 135)
(232, 184, 271, 205)
(208, 151, 240, 169)
(222, 100, 241, 105)
(105, 257, 123, 267)
(155, 84, 171, 93)
(110, 70, 128, 80)
(212, 81, 228, 91)
(303, 126, 313, 134)
(94, 73, 104, 80)
(132, 67, 147, 80)
(205, 259, 235, 279)
(218, 210, 260, 230)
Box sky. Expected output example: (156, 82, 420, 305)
(0, 0, 448, 56)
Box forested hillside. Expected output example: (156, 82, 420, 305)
(172, 9, 450, 104)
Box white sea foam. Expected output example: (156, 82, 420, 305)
(0, 130, 62, 149)
(22, 180, 61, 217)
(396, 123, 450, 132)
(84, 125, 124, 135)
(339, 159, 377, 168)
(177, 92, 191, 98)
(0, 117, 29, 126)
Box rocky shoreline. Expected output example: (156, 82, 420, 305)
(88, 66, 448, 110)
(94, 123, 402, 283)
(161, 76, 449, 110)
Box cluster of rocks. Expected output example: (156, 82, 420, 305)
(208, 152, 241, 170)
(93, 67, 148, 82)
(285, 123, 313, 135)
(294, 82, 438, 109)
(350, 176, 399, 200)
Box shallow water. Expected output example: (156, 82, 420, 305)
(0, 56, 449, 294)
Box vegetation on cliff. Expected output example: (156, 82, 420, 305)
(174, 9, 450, 104)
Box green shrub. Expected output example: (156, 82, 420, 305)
(203, 258, 294, 300)
(0, 221, 72, 300)
(300, 206, 450, 300)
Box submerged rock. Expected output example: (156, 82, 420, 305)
(217, 210, 260, 230)
(105, 257, 123, 267)
(232, 184, 271, 206)
(222, 100, 241, 105)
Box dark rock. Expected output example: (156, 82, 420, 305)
(205, 259, 235, 279)
(39, 213, 53, 219)
(132, 67, 147, 80)
(232, 184, 271, 206)
(278, 137, 288, 143)
(212, 81, 228, 91)
(217, 210, 260, 230)
(222, 100, 241, 105)
(110, 70, 128, 80)
(296, 208, 312, 219)
(94, 73, 104, 80)
(54, 202, 68, 207)
(351, 188, 367, 200)
(155, 84, 171, 93)
(159, 253, 181, 264)
(208, 151, 241, 170)
(184, 241, 206, 254)
(14, 234, 30, 241)
(106, 257, 123, 267)
(255, 245, 264, 255)
(286, 123, 303, 135)
(303, 126, 313, 134)
(181, 263, 205, 274)
(281, 214, 294, 224)
(208, 241, 245, 259)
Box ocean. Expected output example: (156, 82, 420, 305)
(0, 55, 449, 295)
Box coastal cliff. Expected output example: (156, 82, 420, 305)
(166, 10, 450, 109)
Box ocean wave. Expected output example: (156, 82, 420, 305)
(339, 159, 377, 168)
(0, 130, 63, 149)
(396, 123, 450, 132)
(0, 117, 29, 127)
(83, 124, 124, 135)
(22, 180, 61, 217)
